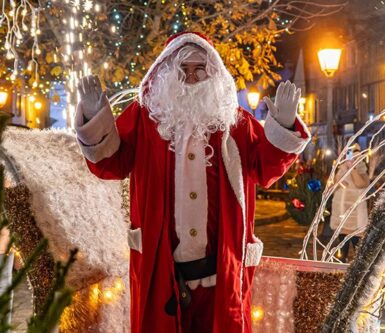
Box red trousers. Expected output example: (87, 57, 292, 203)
(181, 286, 215, 333)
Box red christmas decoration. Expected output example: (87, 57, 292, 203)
(291, 198, 305, 210)
(298, 165, 312, 175)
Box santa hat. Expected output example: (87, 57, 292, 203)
(165, 32, 214, 46)
(138, 32, 235, 105)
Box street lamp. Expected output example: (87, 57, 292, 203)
(247, 91, 260, 117)
(0, 91, 8, 108)
(317, 49, 342, 78)
(317, 48, 342, 149)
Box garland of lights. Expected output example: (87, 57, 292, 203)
(1, 0, 41, 85)
(301, 109, 385, 262)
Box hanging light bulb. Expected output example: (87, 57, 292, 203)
(6, 51, 14, 60)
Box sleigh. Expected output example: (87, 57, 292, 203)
(1, 126, 383, 333)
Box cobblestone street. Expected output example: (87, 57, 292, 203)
(255, 217, 309, 259)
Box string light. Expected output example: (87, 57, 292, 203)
(251, 305, 265, 323)
(301, 110, 385, 261)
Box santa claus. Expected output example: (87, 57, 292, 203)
(75, 32, 310, 333)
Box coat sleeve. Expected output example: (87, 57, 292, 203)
(245, 111, 311, 188)
(75, 100, 141, 180)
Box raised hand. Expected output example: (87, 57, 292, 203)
(77, 75, 108, 121)
(263, 81, 301, 129)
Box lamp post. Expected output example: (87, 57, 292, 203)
(247, 91, 260, 118)
(317, 48, 342, 149)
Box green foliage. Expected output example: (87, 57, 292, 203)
(286, 167, 324, 226)
(286, 147, 333, 226)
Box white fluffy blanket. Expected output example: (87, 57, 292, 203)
(2, 127, 130, 289)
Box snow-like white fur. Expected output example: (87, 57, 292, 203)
(264, 112, 310, 154)
(2, 127, 129, 290)
(245, 236, 264, 267)
(75, 103, 121, 163)
(221, 130, 248, 333)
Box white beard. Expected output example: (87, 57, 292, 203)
(144, 74, 239, 148)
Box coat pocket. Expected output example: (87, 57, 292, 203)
(128, 227, 142, 253)
(245, 236, 263, 267)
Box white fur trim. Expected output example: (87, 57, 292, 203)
(221, 131, 246, 333)
(75, 103, 115, 145)
(264, 112, 311, 154)
(127, 227, 142, 253)
(139, 33, 234, 105)
(245, 236, 264, 267)
(187, 274, 216, 290)
(75, 103, 120, 163)
(173, 124, 208, 263)
(76, 127, 120, 164)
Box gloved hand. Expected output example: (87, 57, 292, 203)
(263, 81, 301, 129)
(77, 75, 108, 121)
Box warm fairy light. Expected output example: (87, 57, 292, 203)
(103, 290, 113, 301)
(84, 0, 93, 11)
(6, 52, 14, 60)
(91, 285, 99, 296)
(34, 101, 42, 110)
(251, 305, 265, 323)
(114, 278, 124, 291)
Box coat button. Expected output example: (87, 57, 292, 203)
(189, 228, 197, 237)
(188, 153, 195, 160)
(189, 192, 197, 200)
(181, 292, 187, 298)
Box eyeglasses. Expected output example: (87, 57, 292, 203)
(180, 63, 208, 82)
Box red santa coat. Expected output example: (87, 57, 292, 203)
(75, 32, 310, 333)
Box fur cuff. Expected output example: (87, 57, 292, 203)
(127, 227, 142, 253)
(76, 127, 120, 163)
(264, 112, 310, 154)
(75, 103, 120, 163)
(245, 236, 264, 267)
(75, 103, 115, 145)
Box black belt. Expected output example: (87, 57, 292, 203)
(165, 255, 217, 316)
